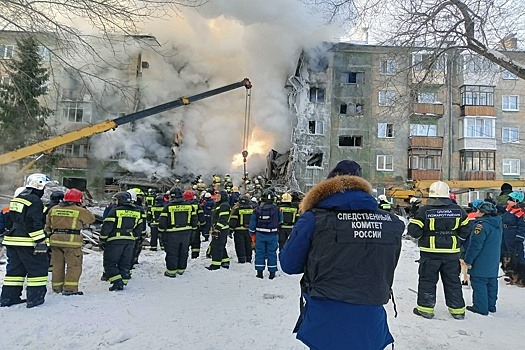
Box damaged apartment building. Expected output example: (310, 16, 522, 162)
(278, 41, 525, 195)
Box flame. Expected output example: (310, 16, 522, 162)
(231, 127, 273, 168)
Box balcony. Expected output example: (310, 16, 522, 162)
(61, 88, 91, 102)
(458, 137, 497, 150)
(461, 105, 495, 116)
(413, 103, 444, 116)
(459, 171, 496, 181)
(408, 169, 442, 181)
(409, 136, 444, 149)
(56, 157, 88, 169)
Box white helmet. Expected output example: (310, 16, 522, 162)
(14, 186, 26, 197)
(251, 197, 258, 203)
(428, 181, 450, 198)
(126, 188, 138, 202)
(25, 173, 50, 190)
(378, 194, 387, 201)
(409, 197, 421, 204)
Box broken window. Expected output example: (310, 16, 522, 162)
(378, 123, 394, 138)
(341, 71, 365, 84)
(347, 103, 364, 115)
(307, 152, 323, 167)
(309, 87, 325, 103)
(308, 120, 324, 135)
(339, 135, 363, 147)
(340, 103, 347, 114)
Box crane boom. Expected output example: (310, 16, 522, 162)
(0, 78, 252, 166)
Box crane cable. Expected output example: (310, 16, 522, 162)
(242, 88, 252, 181)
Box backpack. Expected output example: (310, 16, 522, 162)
(257, 204, 279, 229)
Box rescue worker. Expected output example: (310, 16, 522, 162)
(278, 193, 299, 251)
(147, 195, 165, 251)
(223, 174, 233, 192)
(378, 194, 392, 211)
(201, 191, 215, 242)
(279, 160, 404, 350)
(159, 187, 197, 277)
(408, 197, 422, 218)
(0, 187, 25, 265)
(1, 173, 50, 308)
(44, 190, 65, 272)
(229, 196, 255, 263)
(100, 191, 143, 291)
(212, 174, 221, 187)
(206, 189, 231, 270)
(127, 188, 147, 268)
(249, 189, 282, 279)
(144, 188, 156, 208)
(497, 183, 513, 209)
(408, 180, 470, 320)
(184, 190, 204, 259)
(45, 188, 95, 295)
(229, 186, 241, 207)
(196, 179, 207, 192)
(500, 191, 525, 284)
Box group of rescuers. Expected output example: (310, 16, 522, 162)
(0, 167, 522, 349)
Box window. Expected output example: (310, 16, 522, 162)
(460, 85, 494, 106)
(0, 45, 14, 59)
(463, 54, 492, 72)
(412, 51, 445, 71)
(379, 90, 396, 106)
(378, 123, 394, 138)
(109, 151, 125, 160)
(63, 101, 91, 123)
(339, 135, 363, 147)
(502, 70, 518, 80)
(418, 92, 437, 103)
(503, 159, 520, 175)
(341, 72, 365, 84)
(502, 95, 519, 111)
(307, 152, 323, 167)
(409, 150, 442, 170)
(380, 59, 396, 75)
(59, 144, 88, 157)
(502, 127, 519, 143)
(347, 102, 364, 115)
(410, 124, 437, 136)
(309, 87, 325, 103)
(465, 117, 495, 138)
(340, 103, 347, 114)
(308, 120, 324, 135)
(377, 155, 393, 171)
(460, 151, 495, 171)
(37, 46, 51, 61)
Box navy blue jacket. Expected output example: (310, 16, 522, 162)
(464, 215, 503, 277)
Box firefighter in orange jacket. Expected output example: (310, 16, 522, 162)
(45, 188, 95, 295)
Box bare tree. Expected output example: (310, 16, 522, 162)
(302, 0, 525, 78)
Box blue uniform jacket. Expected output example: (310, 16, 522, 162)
(280, 176, 397, 350)
(464, 215, 503, 277)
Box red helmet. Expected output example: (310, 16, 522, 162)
(64, 188, 83, 203)
(183, 190, 195, 201)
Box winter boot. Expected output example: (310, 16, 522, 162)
(0, 298, 26, 307)
(109, 280, 124, 291)
(466, 306, 487, 316)
(269, 271, 276, 280)
(451, 313, 465, 320)
(206, 265, 220, 271)
(63, 291, 84, 296)
(413, 307, 434, 319)
(221, 263, 230, 269)
(256, 270, 263, 279)
(26, 298, 45, 308)
(150, 247, 157, 252)
(164, 271, 177, 278)
(191, 252, 199, 259)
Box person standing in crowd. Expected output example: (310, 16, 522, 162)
(45, 188, 95, 295)
(127, 188, 147, 269)
(144, 188, 156, 208)
(463, 202, 502, 315)
(249, 189, 282, 279)
(100, 191, 143, 291)
(409, 180, 470, 320)
(500, 191, 525, 285)
(280, 160, 404, 350)
(159, 188, 197, 277)
(147, 195, 165, 251)
(201, 191, 215, 242)
(184, 190, 204, 260)
(460, 199, 484, 286)
(497, 183, 513, 211)
(377, 194, 392, 211)
(1, 174, 50, 308)
(206, 190, 231, 270)
(229, 186, 241, 207)
(278, 192, 299, 251)
(43, 190, 65, 272)
(229, 196, 255, 264)
(408, 197, 421, 218)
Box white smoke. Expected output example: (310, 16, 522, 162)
(90, 0, 339, 183)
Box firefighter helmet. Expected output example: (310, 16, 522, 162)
(378, 194, 387, 201)
(64, 189, 83, 203)
(263, 189, 274, 202)
(169, 187, 184, 199)
(238, 196, 251, 207)
(183, 190, 195, 201)
(428, 181, 450, 198)
(409, 197, 421, 204)
(25, 173, 50, 190)
(14, 186, 26, 197)
(50, 190, 65, 201)
(154, 195, 164, 206)
(126, 189, 138, 202)
(113, 191, 132, 205)
(281, 193, 292, 203)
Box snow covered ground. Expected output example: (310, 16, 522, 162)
(0, 237, 522, 350)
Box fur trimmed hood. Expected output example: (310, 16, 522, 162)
(299, 175, 373, 213)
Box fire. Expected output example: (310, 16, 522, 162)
(231, 127, 273, 168)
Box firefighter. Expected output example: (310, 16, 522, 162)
(45, 188, 95, 295)
(100, 191, 143, 291)
(278, 193, 299, 251)
(201, 192, 215, 242)
(408, 181, 470, 320)
(249, 189, 283, 279)
(378, 194, 392, 211)
(0, 173, 50, 308)
(223, 173, 233, 192)
(206, 189, 231, 270)
(127, 188, 147, 268)
(144, 188, 156, 208)
(229, 186, 240, 207)
(159, 187, 197, 277)
(196, 179, 207, 192)
(229, 196, 255, 263)
(184, 190, 205, 259)
(147, 195, 165, 251)
(44, 190, 65, 272)
(212, 174, 221, 187)
(408, 197, 422, 218)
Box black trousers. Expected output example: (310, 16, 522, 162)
(278, 227, 293, 251)
(417, 255, 465, 311)
(190, 229, 201, 258)
(233, 230, 252, 263)
(104, 242, 134, 285)
(0, 246, 48, 305)
(150, 226, 162, 249)
(131, 236, 144, 266)
(210, 229, 229, 267)
(163, 232, 191, 272)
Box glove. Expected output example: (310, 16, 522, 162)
(250, 234, 256, 249)
(33, 242, 48, 255)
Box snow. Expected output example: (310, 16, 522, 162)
(0, 238, 523, 350)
